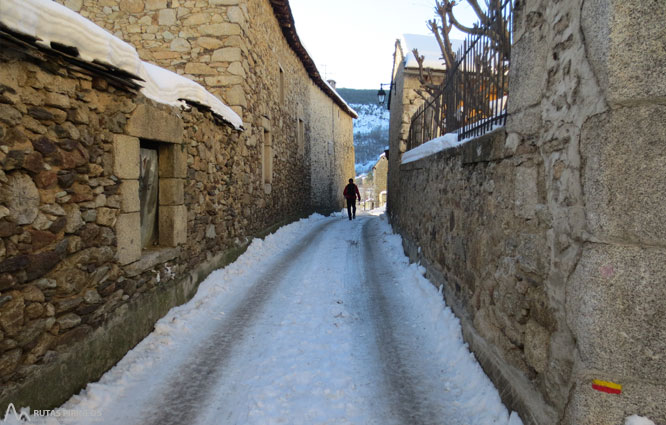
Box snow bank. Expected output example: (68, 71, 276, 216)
(401, 132, 462, 164)
(0, 0, 243, 130)
(401, 124, 505, 164)
(625, 415, 656, 425)
(371, 214, 523, 425)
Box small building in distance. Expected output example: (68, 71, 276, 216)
(372, 152, 388, 208)
(356, 151, 388, 211)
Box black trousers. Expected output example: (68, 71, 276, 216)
(346, 198, 356, 220)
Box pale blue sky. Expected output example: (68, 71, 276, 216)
(288, 0, 477, 90)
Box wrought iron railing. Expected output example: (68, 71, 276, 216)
(407, 0, 513, 150)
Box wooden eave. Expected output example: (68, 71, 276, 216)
(268, 0, 358, 119)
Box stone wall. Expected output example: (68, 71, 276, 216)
(387, 40, 443, 217)
(0, 23, 307, 410)
(308, 84, 355, 212)
(55, 0, 356, 213)
(388, 1, 666, 424)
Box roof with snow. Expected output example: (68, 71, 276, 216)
(401, 34, 464, 71)
(0, 0, 243, 130)
(269, 0, 357, 119)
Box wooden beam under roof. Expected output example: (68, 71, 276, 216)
(267, 0, 358, 119)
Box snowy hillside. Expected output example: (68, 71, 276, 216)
(352, 103, 390, 134)
(352, 102, 389, 175)
(337, 89, 390, 175)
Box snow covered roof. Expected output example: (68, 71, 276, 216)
(401, 34, 464, 71)
(0, 0, 243, 130)
(269, 0, 357, 119)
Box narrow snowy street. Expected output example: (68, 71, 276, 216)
(35, 212, 522, 425)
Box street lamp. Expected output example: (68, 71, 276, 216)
(377, 83, 392, 106)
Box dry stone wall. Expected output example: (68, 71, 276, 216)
(55, 0, 355, 213)
(308, 84, 355, 212)
(388, 1, 666, 424)
(0, 18, 313, 410)
(1, 0, 355, 410)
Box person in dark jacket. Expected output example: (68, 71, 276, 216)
(343, 178, 361, 220)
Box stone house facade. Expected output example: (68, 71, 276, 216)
(56, 0, 356, 213)
(388, 2, 666, 424)
(308, 83, 355, 212)
(0, 0, 354, 411)
(371, 153, 387, 208)
(355, 154, 386, 211)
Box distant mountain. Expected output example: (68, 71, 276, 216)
(337, 89, 389, 175)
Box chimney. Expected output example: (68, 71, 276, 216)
(327, 79, 336, 89)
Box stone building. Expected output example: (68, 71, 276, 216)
(386, 34, 455, 214)
(354, 153, 387, 211)
(55, 0, 357, 213)
(0, 0, 354, 411)
(371, 153, 388, 208)
(388, 2, 666, 424)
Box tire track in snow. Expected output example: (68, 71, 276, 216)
(342, 217, 398, 425)
(360, 218, 442, 425)
(140, 220, 334, 425)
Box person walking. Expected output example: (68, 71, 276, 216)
(343, 178, 361, 220)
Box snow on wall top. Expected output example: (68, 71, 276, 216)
(401, 125, 504, 165)
(0, 0, 243, 130)
(402, 34, 464, 70)
(139, 62, 242, 129)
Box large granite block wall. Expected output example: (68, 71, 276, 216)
(388, 1, 666, 423)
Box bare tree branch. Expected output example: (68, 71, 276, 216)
(411, 48, 440, 96)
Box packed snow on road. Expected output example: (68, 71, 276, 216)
(11, 209, 525, 425)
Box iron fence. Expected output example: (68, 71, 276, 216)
(407, 0, 513, 150)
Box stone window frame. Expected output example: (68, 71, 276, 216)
(114, 104, 187, 267)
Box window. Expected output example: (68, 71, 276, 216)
(263, 130, 272, 185)
(297, 118, 305, 156)
(139, 142, 159, 248)
(279, 66, 285, 104)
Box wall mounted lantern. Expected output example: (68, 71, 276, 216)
(377, 83, 392, 106)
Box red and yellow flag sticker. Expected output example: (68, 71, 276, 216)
(592, 379, 622, 394)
